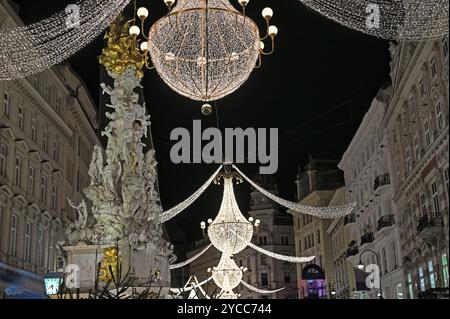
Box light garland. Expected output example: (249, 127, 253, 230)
(159, 165, 223, 223)
(0, 0, 131, 80)
(248, 241, 315, 263)
(233, 165, 357, 219)
(240, 280, 285, 294)
(135, 0, 278, 104)
(299, 0, 448, 40)
(169, 244, 213, 270)
(169, 276, 213, 295)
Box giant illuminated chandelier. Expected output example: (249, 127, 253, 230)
(130, 0, 278, 105)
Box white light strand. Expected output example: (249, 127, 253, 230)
(159, 165, 223, 223)
(147, 0, 261, 102)
(248, 241, 315, 263)
(240, 280, 285, 294)
(0, 0, 131, 80)
(169, 276, 213, 295)
(170, 244, 213, 270)
(299, 0, 448, 40)
(233, 165, 357, 219)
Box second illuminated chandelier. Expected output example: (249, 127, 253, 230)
(129, 0, 278, 108)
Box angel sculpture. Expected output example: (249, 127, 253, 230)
(88, 145, 104, 185)
(66, 198, 93, 245)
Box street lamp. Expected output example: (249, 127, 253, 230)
(328, 280, 346, 299)
(44, 272, 65, 298)
(357, 249, 383, 299)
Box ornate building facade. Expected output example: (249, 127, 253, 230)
(338, 85, 406, 299)
(288, 158, 343, 299)
(383, 39, 449, 298)
(325, 187, 358, 299)
(187, 177, 298, 299)
(0, 0, 99, 296)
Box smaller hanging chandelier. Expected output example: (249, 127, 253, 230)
(129, 0, 278, 104)
(201, 168, 260, 255)
(208, 253, 247, 292)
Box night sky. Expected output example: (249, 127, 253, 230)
(14, 0, 391, 251)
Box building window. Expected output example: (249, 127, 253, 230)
(43, 126, 48, 151)
(0, 144, 7, 177)
(17, 105, 24, 129)
(419, 80, 426, 97)
(260, 255, 267, 265)
(261, 273, 269, 286)
(414, 136, 421, 161)
(443, 39, 449, 57)
(24, 222, 32, 262)
(419, 266, 425, 292)
(432, 182, 440, 212)
(407, 273, 414, 299)
(37, 228, 44, 266)
(259, 236, 267, 246)
(396, 284, 404, 299)
(28, 166, 35, 195)
(284, 272, 291, 284)
(442, 254, 449, 288)
(430, 58, 438, 78)
(281, 236, 289, 245)
(420, 193, 427, 215)
(391, 242, 398, 269)
(436, 102, 443, 131)
(41, 176, 47, 203)
(14, 156, 22, 186)
(48, 234, 55, 270)
(445, 168, 449, 197)
(424, 120, 431, 147)
(382, 247, 388, 275)
(51, 184, 58, 211)
(53, 138, 59, 162)
(428, 260, 436, 289)
(405, 146, 412, 172)
(31, 115, 37, 141)
(3, 91, 9, 117)
(298, 239, 302, 253)
(9, 214, 17, 256)
(317, 230, 320, 244)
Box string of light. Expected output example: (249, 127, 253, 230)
(169, 244, 213, 270)
(248, 241, 315, 263)
(299, 0, 448, 40)
(159, 165, 223, 223)
(240, 280, 285, 294)
(0, 0, 131, 80)
(233, 165, 357, 219)
(169, 276, 213, 294)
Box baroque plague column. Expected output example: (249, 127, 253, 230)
(60, 19, 173, 291)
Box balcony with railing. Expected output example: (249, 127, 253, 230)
(344, 213, 356, 227)
(376, 215, 395, 232)
(346, 244, 359, 259)
(360, 232, 374, 247)
(373, 173, 390, 191)
(417, 212, 445, 245)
